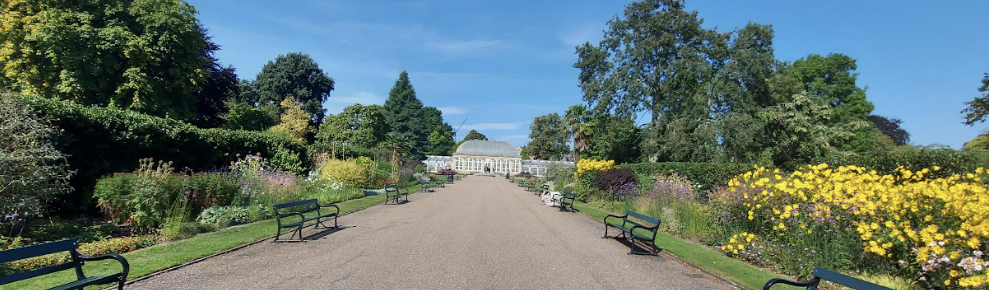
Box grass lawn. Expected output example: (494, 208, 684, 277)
(2, 187, 415, 290)
(574, 203, 793, 290)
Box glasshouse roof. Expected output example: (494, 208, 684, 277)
(454, 140, 521, 158)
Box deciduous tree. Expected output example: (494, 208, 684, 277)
(316, 104, 388, 156)
(962, 73, 989, 125)
(527, 113, 569, 160)
(252, 52, 334, 125)
(267, 97, 313, 143)
(0, 0, 208, 121)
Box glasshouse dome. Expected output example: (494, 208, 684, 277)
(422, 140, 573, 175)
(454, 140, 521, 158)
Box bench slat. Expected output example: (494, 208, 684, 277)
(0, 239, 77, 263)
(813, 267, 892, 290)
(48, 274, 121, 290)
(626, 210, 660, 226)
(273, 199, 318, 210)
(0, 262, 78, 285)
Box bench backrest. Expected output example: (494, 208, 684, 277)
(0, 239, 81, 285)
(813, 267, 891, 290)
(273, 199, 318, 211)
(625, 210, 660, 227)
(384, 184, 399, 192)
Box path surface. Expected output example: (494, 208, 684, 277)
(130, 176, 735, 289)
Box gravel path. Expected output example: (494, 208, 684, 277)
(130, 176, 735, 289)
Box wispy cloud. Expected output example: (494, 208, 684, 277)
(463, 122, 520, 131)
(438, 106, 467, 115)
(425, 39, 502, 54)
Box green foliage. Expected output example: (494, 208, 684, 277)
(0, 95, 75, 219)
(527, 113, 569, 160)
(318, 159, 374, 188)
(93, 159, 181, 230)
(620, 162, 756, 191)
(196, 206, 251, 229)
(266, 96, 314, 143)
(963, 130, 989, 155)
(581, 114, 641, 163)
(838, 146, 988, 178)
(868, 115, 910, 146)
(563, 104, 591, 159)
(758, 93, 868, 169)
(270, 146, 305, 175)
(786, 53, 875, 153)
(422, 107, 456, 155)
(18, 95, 311, 212)
(252, 52, 335, 125)
(0, 0, 208, 121)
(221, 102, 278, 131)
(192, 31, 240, 128)
(383, 71, 430, 159)
(544, 163, 575, 184)
(316, 104, 388, 157)
(962, 73, 989, 126)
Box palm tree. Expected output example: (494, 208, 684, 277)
(564, 104, 590, 162)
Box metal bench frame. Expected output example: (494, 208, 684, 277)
(272, 199, 340, 242)
(553, 191, 577, 212)
(603, 210, 661, 255)
(763, 267, 892, 290)
(384, 184, 410, 204)
(0, 239, 129, 290)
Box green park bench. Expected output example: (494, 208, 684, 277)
(384, 184, 410, 204)
(553, 191, 577, 212)
(763, 267, 892, 290)
(604, 210, 661, 255)
(430, 176, 446, 189)
(272, 199, 340, 242)
(0, 239, 129, 290)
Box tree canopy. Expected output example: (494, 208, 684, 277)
(192, 30, 240, 128)
(316, 104, 388, 157)
(422, 107, 456, 155)
(267, 97, 314, 143)
(383, 71, 430, 160)
(252, 52, 334, 125)
(867, 115, 910, 146)
(962, 73, 989, 125)
(0, 0, 208, 121)
(526, 113, 569, 160)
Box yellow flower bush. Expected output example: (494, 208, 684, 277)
(574, 159, 615, 178)
(720, 164, 989, 288)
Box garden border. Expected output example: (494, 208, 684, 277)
(122, 190, 398, 287)
(572, 203, 782, 290)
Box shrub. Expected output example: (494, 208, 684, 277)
(620, 162, 755, 191)
(17, 95, 311, 213)
(545, 162, 575, 184)
(196, 206, 251, 228)
(592, 168, 638, 199)
(714, 164, 989, 288)
(0, 95, 74, 223)
(185, 171, 239, 212)
(319, 159, 371, 188)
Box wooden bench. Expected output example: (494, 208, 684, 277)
(272, 199, 340, 242)
(603, 210, 661, 255)
(764, 267, 892, 290)
(0, 239, 129, 290)
(384, 184, 410, 204)
(553, 191, 577, 212)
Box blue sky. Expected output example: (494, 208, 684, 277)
(189, 0, 989, 149)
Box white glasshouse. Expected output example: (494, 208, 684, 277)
(423, 140, 573, 176)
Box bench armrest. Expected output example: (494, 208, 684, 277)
(628, 224, 659, 239)
(763, 277, 820, 290)
(78, 253, 130, 279)
(319, 203, 340, 214)
(604, 214, 627, 224)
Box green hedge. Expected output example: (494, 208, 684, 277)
(839, 148, 988, 179)
(619, 162, 756, 191)
(20, 96, 311, 213)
